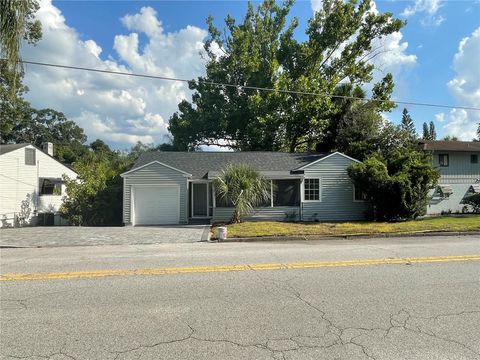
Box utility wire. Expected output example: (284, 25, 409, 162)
(17, 59, 480, 112)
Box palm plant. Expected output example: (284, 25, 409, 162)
(213, 164, 270, 224)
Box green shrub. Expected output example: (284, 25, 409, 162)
(463, 193, 480, 213)
(348, 147, 439, 221)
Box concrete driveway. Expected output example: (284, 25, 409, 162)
(0, 225, 210, 248)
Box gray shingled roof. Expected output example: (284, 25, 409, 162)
(133, 151, 329, 179)
(418, 140, 480, 152)
(0, 143, 29, 155)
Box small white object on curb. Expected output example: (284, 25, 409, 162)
(218, 226, 228, 241)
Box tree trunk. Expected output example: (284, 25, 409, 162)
(229, 209, 241, 224)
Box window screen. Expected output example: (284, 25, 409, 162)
(471, 154, 478, 164)
(273, 180, 300, 206)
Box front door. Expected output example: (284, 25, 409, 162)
(192, 183, 208, 217)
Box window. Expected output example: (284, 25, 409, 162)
(471, 154, 478, 164)
(304, 178, 320, 201)
(25, 148, 36, 165)
(39, 178, 62, 196)
(438, 154, 449, 167)
(354, 186, 367, 202)
(272, 180, 300, 206)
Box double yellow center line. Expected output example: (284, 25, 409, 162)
(1, 255, 479, 282)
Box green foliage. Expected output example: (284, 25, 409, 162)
(422, 122, 429, 140)
(213, 164, 270, 223)
(422, 121, 437, 140)
(0, 0, 42, 91)
(442, 135, 459, 141)
(463, 193, 480, 213)
(169, 0, 403, 151)
(429, 121, 436, 140)
(60, 151, 131, 226)
(400, 108, 416, 139)
(348, 147, 440, 221)
(1, 63, 88, 163)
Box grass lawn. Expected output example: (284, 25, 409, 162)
(215, 216, 480, 238)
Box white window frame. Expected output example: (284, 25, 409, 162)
(302, 178, 321, 202)
(353, 184, 367, 202)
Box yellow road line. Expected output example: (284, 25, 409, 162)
(1, 255, 479, 282)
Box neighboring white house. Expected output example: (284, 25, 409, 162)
(0, 143, 78, 227)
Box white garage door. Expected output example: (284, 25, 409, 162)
(133, 186, 180, 225)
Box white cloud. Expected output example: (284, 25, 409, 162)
(311, 0, 323, 12)
(402, 0, 442, 17)
(441, 27, 480, 140)
(435, 112, 445, 123)
(21, 0, 208, 148)
(120, 7, 162, 38)
(401, 0, 445, 27)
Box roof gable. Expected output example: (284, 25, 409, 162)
(0, 143, 78, 175)
(296, 152, 362, 170)
(121, 160, 192, 177)
(0, 143, 29, 155)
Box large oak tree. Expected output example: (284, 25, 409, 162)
(169, 0, 403, 152)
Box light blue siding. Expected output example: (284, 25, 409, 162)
(212, 207, 300, 223)
(432, 151, 480, 179)
(301, 154, 369, 221)
(427, 184, 474, 215)
(427, 151, 480, 215)
(123, 162, 188, 224)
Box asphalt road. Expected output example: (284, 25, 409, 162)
(1, 235, 479, 360)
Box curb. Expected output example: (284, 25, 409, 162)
(217, 231, 480, 243)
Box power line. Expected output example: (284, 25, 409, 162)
(17, 59, 480, 112)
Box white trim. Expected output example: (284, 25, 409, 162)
(270, 180, 273, 207)
(131, 185, 135, 226)
(120, 160, 192, 177)
(296, 152, 361, 170)
(191, 181, 211, 218)
(302, 178, 322, 202)
(131, 184, 180, 225)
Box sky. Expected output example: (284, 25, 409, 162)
(20, 0, 480, 150)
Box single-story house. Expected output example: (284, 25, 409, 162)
(0, 143, 78, 227)
(121, 151, 369, 225)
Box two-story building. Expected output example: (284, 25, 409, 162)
(0, 143, 78, 227)
(419, 140, 480, 215)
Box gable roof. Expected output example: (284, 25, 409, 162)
(418, 140, 480, 152)
(0, 143, 78, 175)
(296, 152, 362, 170)
(0, 143, 29, 155)
(121, 160, 192, 177)
(131, 151, 330, 179)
